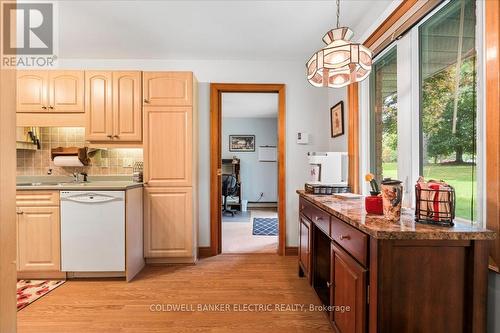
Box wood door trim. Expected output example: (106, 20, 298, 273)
(210, 83, 286, 256)
(485, 0, 500, 271)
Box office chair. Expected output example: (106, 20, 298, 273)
(222, 174, 238, 216)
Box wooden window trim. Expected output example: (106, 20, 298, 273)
(485, 0, 500, 272)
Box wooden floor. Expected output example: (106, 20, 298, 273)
(17, 254, 332, 333)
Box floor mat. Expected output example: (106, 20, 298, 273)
(252, 217, 279, 236)
(17, 280, 65, 311)
(222, 211, 251, 222)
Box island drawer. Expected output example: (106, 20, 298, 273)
(299, 197, 313, 220)
(330, 215, 368, 266)
(310, 206, 330, 235)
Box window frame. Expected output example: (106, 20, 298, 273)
(360, 0, 485, 225)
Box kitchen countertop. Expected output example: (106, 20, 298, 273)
(16, 176, 143, 191)
(297, 190, 496, 241)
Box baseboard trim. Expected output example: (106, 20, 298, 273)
(285, 247, 298, 256)
(198, 247, 213, 258)
(17, 271, 67, 280)
(145, 257, 197, 265)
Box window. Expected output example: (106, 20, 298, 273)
(419, 0, 477, 221)
(370, 47, 398, 182)
(365, 0, 479, 223)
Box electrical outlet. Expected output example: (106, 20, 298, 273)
(123, 158, 134, 168)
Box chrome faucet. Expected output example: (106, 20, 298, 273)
(72, 172, 88, 183)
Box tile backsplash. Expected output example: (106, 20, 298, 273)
(16, 127, 143, 176)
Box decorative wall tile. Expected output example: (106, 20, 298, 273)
(16, 127, 143, 176)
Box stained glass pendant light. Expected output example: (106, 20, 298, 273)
(306, 0, 373, 88)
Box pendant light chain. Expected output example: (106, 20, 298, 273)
(336, 0, 340, 28)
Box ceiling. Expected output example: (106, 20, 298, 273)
(222, 93, 278, 118)
(57, 0, 394, 60)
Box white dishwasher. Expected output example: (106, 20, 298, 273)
(60, 191, 125, 272)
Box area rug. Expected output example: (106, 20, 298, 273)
(17, 280, 65, 311)
(222, 211, 251, 222)
(252, 218, 279, 236)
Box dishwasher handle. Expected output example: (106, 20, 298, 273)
(61, 194, 122, 203)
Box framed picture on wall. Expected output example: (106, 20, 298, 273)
(330, 101, 345, 138)
(229, 135, 255, 152)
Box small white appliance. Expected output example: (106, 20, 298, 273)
(307, 152, 348, 185)
(60, 191, 125, 272)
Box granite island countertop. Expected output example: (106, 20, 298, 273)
(297, 190, 496, 241)
(16, 176, 143, 191)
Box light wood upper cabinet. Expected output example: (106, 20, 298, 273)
(113, 72, 142, 141)
(144, 106, 192, 186)
(85, 71, 113, 141)
(86, 71, 142, 142)
(48, 71, 84, 113)
(17, 206, 60, 272)
(17, 71, 48, 113)
(143, 72, 193, 106)
(17, 70, 84, 113)
(144, 187, 193, 258)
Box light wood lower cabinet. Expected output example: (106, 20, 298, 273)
(144, 187, 194, 260)
(17, 206, 60, 271)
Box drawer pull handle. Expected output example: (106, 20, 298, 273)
(326, 281, 331, 288)
(315, 216, 323, 221)
(339, 235, 350, 241)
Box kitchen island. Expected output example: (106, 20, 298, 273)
(297, 190, 496, 333)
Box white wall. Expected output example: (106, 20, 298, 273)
(222, 117, 278, 202)
(328, 88, 348, 152)
(57, 58, 331, 247)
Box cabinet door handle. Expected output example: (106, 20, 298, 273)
(107, 135, 113, 139)
(16, 209, 23, 215)
(315, 216, 323, 221)
(48, 106, 54, 109)
(326, 281, 331, 288)
(339, 235, 350, 241)
(144, 99, 150, 104)
(41, 106, 47, 109)
(113, 135, 119, 138)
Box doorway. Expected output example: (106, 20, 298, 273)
(210, 83, 286, 256)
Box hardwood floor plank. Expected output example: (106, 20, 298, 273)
(18, 254, 332, 332)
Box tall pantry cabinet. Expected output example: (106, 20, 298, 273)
(143, 72, 198, 263)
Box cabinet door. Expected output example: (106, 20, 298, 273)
(48, 70, 84, 113)
(85, 71, 113, 141)
(143, 72, 192, 106)
(144, 187, 193, 258)
(299, 216, 311, 279)
(17, 71, 48, 113)
(330, 243, 367, 333)
(144, 106, 192, 186)
(17, 206, 60, 271)
(112, 71, 142, 141)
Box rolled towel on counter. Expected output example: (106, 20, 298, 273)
(53, 156, 84, 167)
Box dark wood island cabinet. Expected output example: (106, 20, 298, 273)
(297, 190, 496, 333)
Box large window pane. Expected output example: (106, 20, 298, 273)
(420, 0, 476, 221)
(370, 47, 398, 182)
